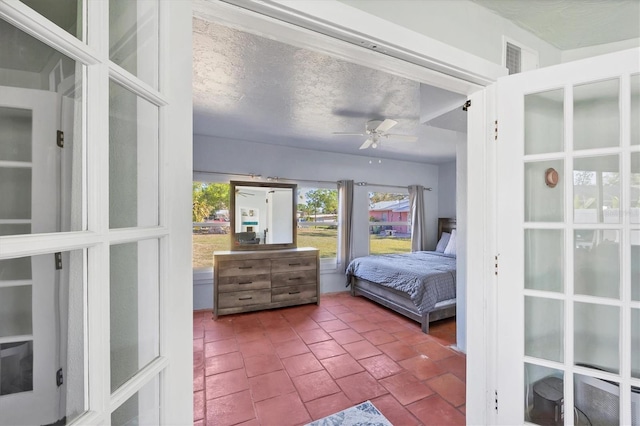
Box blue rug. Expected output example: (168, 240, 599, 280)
(305, 400, 393, 426)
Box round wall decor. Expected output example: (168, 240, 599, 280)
(545, 168, 559, 188)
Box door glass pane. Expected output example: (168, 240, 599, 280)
(0, 257, 32, 280)
(0, 168, 31, 220)
(524, 364, 563, 425)
(574, 155, 620, 224)
(109, 0, 159, 89)
(525, 229, 564, 292)
(0, 19, 84, 236)
(0, 341, 33, 395)
(632, 74, 639, 146)
(574, 302, 619, 373)
(0, 250, 85, 423)
(111, 376, 160, 426)
(0, 108, 31, 161)
(574, 79, 620, 150)
(632, 230, 640, 301)
(110, 240, 160, 392)
(525, 89, 564, 155)
(109, 81, 159, 229)
(525, 297, 564, 362)
(574, 230, 620, 299)
(632, 308, 639, 379)
(574, 373, 620, 425)
(0, 286, 32, 337)
(525, 160, 564, 222)
(632, 153, 639, 224)
(18, 0, 82, 39)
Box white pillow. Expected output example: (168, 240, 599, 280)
(444, 229, 457, 256)
(435, 232, 450, 253)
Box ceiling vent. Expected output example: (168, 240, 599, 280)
(503, 37, 539, 75)
(505, 42, 521, 75)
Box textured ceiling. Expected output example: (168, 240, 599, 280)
(472, 0, 640, 50)
(193, 18, 464, 164)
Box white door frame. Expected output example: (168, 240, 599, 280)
(192, 1, 501, 423)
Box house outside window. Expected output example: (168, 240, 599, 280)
(368, 191, 411, 254)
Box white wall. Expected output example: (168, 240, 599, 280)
(562, 38, 640, 63)
(338, 0, 561, 68)
(438, 161, 456, 218)
(193, 134, 441, 303)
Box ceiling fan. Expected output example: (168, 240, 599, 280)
(333, 119, 418, 149)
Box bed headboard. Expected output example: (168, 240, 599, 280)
(438, 218, 456, 239)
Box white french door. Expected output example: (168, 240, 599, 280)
(0, 1, 193, 424)
(496, 48, 639, 425)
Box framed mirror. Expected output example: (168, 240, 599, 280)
(229, 181, 297, 250)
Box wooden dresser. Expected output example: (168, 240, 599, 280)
(213, 247, 320, 318)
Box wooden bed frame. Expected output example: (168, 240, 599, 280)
(350, 218, 457, 333)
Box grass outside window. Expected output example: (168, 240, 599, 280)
(193, 227, 411, 268)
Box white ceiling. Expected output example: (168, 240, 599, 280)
(192, 1, 640, 165)
(193, 18, 465, 164)
(472, 0, 640, 50)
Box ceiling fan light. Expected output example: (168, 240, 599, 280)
(371, 142, 378, 148)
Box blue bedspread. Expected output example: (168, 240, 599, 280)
(346, 251, 456, 314)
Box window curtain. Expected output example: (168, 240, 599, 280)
(337, 180, 354, 273)
(409, 185, 427, 251)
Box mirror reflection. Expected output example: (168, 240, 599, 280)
(230, 181, 296, 250)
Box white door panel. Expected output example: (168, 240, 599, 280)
(496, 48, 639, 425)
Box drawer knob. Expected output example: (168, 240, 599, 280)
(288, 291, 301, 295)
(289, 277, 301, 280)
(238, 281, 253, 285)
(289, 263, 301, 266)
(239, 266, 252, 270)
(239, 296, 253, 300)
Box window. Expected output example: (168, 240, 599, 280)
(297, 186, 338, 267)
(192, 182, 338, 269)
(192, 181, 231, 269)
(368, 191, 411, 254)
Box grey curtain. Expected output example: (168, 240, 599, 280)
(337, 180, 354, 273)
(409, 185, 427, 251)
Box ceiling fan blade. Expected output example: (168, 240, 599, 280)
(375, 118, 398, 133)
(359, 138, 374, 150)
(332, 132, 366, 136)
(386, 134, 418, 142)
(332, 108, 374, 118)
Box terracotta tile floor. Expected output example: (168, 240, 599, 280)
(193, 292, 466, 426)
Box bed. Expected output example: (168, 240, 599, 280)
(347, 218, 457, 333)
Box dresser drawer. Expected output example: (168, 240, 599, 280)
(217, 274, 270, 293)
(272, 284, 317, 303)
(218, 259, 270, 277)
(218, 289, 271, 309)
(271, 256, 316, 273)
(271, 269, 316, 288)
